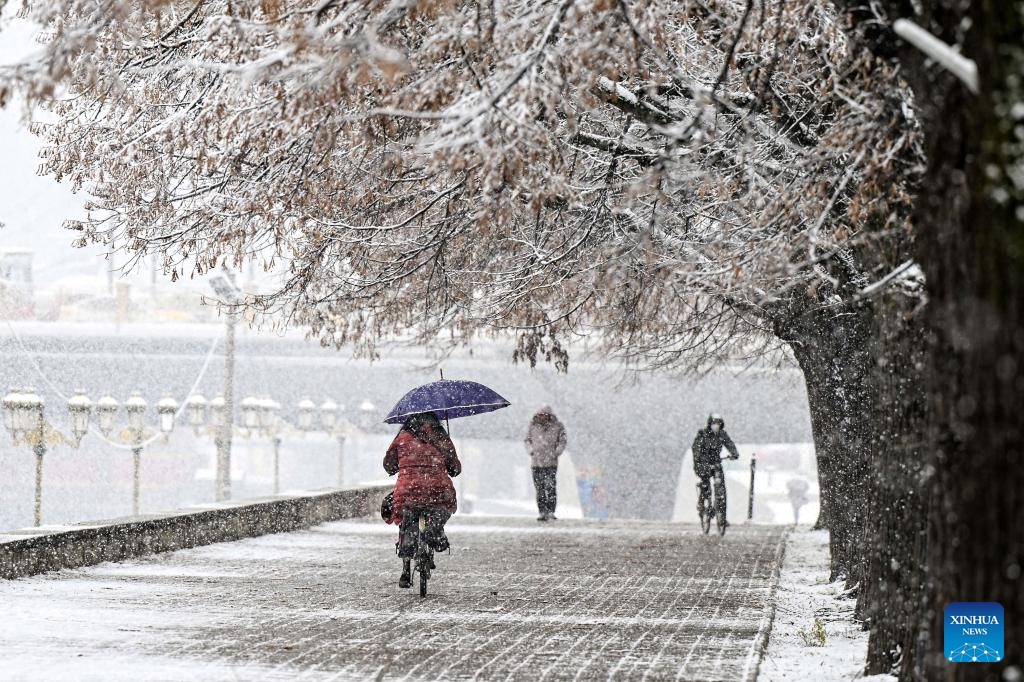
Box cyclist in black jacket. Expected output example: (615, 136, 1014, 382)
(692, 414, 740, 526)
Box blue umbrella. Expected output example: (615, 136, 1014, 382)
(384, 378, 511, 424)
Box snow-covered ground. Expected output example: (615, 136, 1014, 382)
(1, 516, 787, 680)
(758, 528, 891, 682)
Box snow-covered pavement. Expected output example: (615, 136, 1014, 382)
(1, 517, 786, 681)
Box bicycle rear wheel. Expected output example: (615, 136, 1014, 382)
(700, 501, 711, 534)
(419, 566, 428, 597)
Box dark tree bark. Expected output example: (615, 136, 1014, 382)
(775, 295, 874, 584)
(860, 298, 930, 676)
(802, 373, 835, 532)
(912, 4, 1024, 679)
(833, 1, 1024, 679)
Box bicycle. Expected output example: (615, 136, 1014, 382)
(399, 507, 444, 597)
(696, 455, 737, 536)
(413, 512, 434, 597)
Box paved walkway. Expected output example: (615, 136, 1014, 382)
(1, 517, 786, 681)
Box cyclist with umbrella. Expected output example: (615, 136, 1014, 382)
(384, 412, 461, 588)
(382, 376, 510, 591)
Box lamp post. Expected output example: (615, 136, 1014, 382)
(296, 398, 315, 432)
(262, 397, 282, 494)
(124, 391, 148, 516)
(318, 399, 353, 487)
(185, 395, 208, 433)
(156, 397, 179, 438)
(355, 399, 376, 480)
(298, 398, 349, 487)
(2, 387, 47, 526)
(96, 395, 119, 436)
(242, 395, 284, 494)
(67, 389, 93, 446)
(358, 399, 376, 433)
(209, 270, 242, 503)
(209, 395, 226, 428)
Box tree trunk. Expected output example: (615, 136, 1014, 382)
(860, 303, 930, 677)
(913, 4, 1024, 679)
(834, 1, 1024, 679)
(783, 302, 874, 584)
(803, 374, 834, 532)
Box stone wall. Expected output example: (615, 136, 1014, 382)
(0, 485, 390, 579)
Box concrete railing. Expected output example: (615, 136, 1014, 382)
(0, 484, 390, 580)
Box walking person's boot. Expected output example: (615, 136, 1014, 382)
(399, 559, 412, 588)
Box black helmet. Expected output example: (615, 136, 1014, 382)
(707, 413, 725, 429)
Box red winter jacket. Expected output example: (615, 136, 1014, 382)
(383, 425, 462, 524)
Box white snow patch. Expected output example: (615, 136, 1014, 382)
(757, 529, 874, 681)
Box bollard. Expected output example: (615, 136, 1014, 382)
(747, 454, 756, 521)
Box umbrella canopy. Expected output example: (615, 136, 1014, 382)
(384, 379, 511, 424)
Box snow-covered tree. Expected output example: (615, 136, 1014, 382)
(13, 2, 1010, 680)
(2, 0, 915, 352)
(1, 0, 922, 553)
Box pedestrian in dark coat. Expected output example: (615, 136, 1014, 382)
(524, 406, 567, 521)
(384, 411, 461, 588)
(692, 414, 740, 524)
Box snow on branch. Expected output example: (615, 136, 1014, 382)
(893, 19, 979, 94)
(0, 0, 925, 370)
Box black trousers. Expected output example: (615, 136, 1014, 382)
(532, 467, 558, 516)
(696, 466, 727, 517)
(397, 507, 451, 558)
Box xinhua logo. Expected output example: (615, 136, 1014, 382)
(944, 602, 1004, 663)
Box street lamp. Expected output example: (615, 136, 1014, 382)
(185, 395, 208, 431)
(2, 387, 47, 526)
(264, 398, 283, 494)
(209, 395, 226, 428)
(241, 395, 285, 494)
(156, 397, 178, 436)
(358, 399, 376, 431)
(209, 270, 242, 503)
(96, 395, 119, 436)
(259, 397, 280, 432)
(296, 398, 315, 432)
(67, 389, 92, 445)
(125, 391, 147, 432)
(123, 391, 149, 516)
(319, 400, 352, 487)
(240, 396, 260, 431)
(320, 399, 339, 431)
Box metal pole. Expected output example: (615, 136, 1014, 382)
(272, 436, 281, 495)
(747, 454, 757, 521)
(216, 311, 236, 501)
(33, 441, 44, 527)
(337, 435, 345, 487)
(132, 446, 142, 515)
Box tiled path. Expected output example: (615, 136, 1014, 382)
(0, 517, 786, 681)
